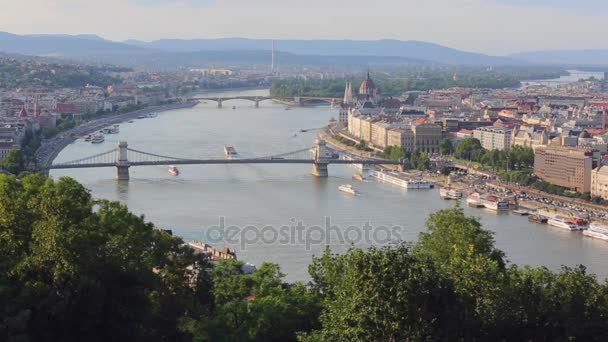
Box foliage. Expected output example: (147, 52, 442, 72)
(0, 149, 24, 174)
(455, 139, 534, 172)
(531, 181, 592, 200)
(0, 174, 212, 341)
(186, 261, 320, 342)
(304, 207, 608, 341)
(440, 138, 454, 155)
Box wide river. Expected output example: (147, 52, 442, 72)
(52, 89, 608, 281)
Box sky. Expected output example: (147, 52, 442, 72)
(0, 0, 607, 55)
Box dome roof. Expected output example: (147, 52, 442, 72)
(359, 71, 377, 96)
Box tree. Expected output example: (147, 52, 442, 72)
(0, 174, 212, 341)
(440, 139, 454, 155)
(417, 152, 430, 171)
(454, 138, 482, 161)
(0, 149, 24, 174)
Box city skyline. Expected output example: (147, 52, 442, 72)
(1, 0, 607, 56)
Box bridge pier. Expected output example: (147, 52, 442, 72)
(312, 163, 328, 177)
(116, 141, 131, 181)
(255, 100, 260, 108)
(217, 99, 223, 108)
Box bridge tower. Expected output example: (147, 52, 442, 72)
(255, 98, 260, 108)
(116, 141, 130, 181)
(217, 98, 223, 108)
(312, 139, 329, 177)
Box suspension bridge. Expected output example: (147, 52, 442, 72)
(189, 96, 343, 108)
(44, 140, 404, 181)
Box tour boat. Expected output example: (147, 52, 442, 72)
(528, 215, 548, 224)
(137, 115, 146, 119)
(168, 166, 179, 176)
(338, 184, 357, 195)
(512, 209, 532, 216)
(583, 222, 608, 242)
(91, 134, 105, 144)
(466, 191, 509, 211)
(371, 169, 434, 190)
(547, 216, 586, 231)
(84, 134, 92, 142)
(224, 146, 239, 159)
(439, 187, 463, 200)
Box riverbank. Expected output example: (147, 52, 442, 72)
(36, 101, 198, 169)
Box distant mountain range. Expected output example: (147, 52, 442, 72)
(508, 50, 608, 66)
(1, 31, 606, 68)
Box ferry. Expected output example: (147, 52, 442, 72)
(439, 187, 463, 200)
(168, 166, 179, 176)
(583, 222, 608, 242)
(528, 215, 548, 224)
(371, 169, 434, 190)
(224, 146, 239, 159)
(466, 191, 509, 211)
(84, 134, 92, 142)
(91, 134, 105, 144)
(547, 216, 587, 231)
(338, 184, 357, 195)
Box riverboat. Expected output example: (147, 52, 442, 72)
(338, 184, 357, 195)
(224, 146, 239, 159)
(371, 169, 434, 190)
(528, 215, 548, 224)
(91, 134, 105, 144)
(439, 187, 463, 200)
(466, 191, 509, 211)
(547, 216, 586, 231)
(583, 222, 608, 242)
(84, 134, 92, 142)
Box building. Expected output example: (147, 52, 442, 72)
(534, 146, 593, 192)
(387, 128, 414, 151)
(358, 72, 378, 103)
(511, 126, 549, 150)
(591, 165, 608, 200)
(370, 121, 391, 149)
(473, 126, 512, 151)
(412, 123, 442, 153)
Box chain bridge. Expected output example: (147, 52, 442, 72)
(189, 96, 343, 108)
(44, 140, 404, 181)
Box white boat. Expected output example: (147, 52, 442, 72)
(84, 134, 92, 142)
(439, 187, 462, 200)
(371, 169, 434, 190)
(583, 223, 608, 241)
(91, 134, 104, 144)
(338, 184, 357, 195)
(168, 166, 179, 176)
(146, 113, 157, 118)
(467, 191, 509, 211)
(547, 216, 586, 231)
(224, 146, 239, 159)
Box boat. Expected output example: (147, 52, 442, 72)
(137, 115, 146, 119)
(84, 134, 92, 142)
(466, 191, 509, 211)
(91, 134, 105, 144)
(146, 113, 157, 118)
(128, 120, 134, 123)
(439, 187, 463, 200)
(371, 169, 434, 189)
(338, 184, 357, 195)
(285, 106, 291, 111)
(224, 146, 239, 159)
(232, 106, 237, 110)
(583, 222, 608, 242)
(528, 215, 548, 224)
(512, 209, 531, 216)
(168, 166, 179, 176)
(352, 173, 365, 182)
(547, 216, 586, 231)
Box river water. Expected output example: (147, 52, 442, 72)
(51, 89, 608, 281)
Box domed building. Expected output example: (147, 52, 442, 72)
(359, 71, 378, 103)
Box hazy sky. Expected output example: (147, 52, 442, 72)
(1, 0, 607, 55)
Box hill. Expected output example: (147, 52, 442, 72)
(509, 49, 608, 66)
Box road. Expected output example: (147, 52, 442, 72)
(35, 102, 197, 170)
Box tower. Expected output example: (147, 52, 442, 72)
(343, 81, 353, 105)
(271, 40, 275, 74)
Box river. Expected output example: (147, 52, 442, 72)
(51, 89, 608, 281)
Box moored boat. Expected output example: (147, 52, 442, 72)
(371, 169, 434, 190)
(583, 222, 608, 241)
(352, 173, 365, 182)
(467, 191, 509, 211)
(91, 134, 104, 144)
(547, 216, 586, 231)
(528, 215, 548, 224)
(84, 134, 92, 142)
(338, 184, 357, 195)
(439, 187, 463, 200)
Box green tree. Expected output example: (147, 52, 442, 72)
(0, 149, 24, 174)
(440, 139, 454, 155)
(454, 138, 482, 161)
